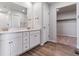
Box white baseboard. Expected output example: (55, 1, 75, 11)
(48, 40, 57, 43)
(57, 34, 77, 38)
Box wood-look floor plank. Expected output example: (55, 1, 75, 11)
(21, 42, 78, 56)
(21, 36, 78, 56)
(57, 36, 77, 48)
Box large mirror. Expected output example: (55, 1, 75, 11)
(0, 2, 27, 31)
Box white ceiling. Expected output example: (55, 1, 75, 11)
(57, 4, 76, 14)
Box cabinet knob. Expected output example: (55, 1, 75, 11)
(9, 41, 13, 44)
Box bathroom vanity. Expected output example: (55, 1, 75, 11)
(0, 28, 40, 56)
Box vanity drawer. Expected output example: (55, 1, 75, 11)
(23, 42, 29, 52)
(23, 32, 29, 37)
(30, 31, 40, 48)
(23, 32, 29, 44)
(30, 31, 40, 35)
(22, 32, 29, 52)
(30, 31, 40, 39)
(23, 36, 29, 41)
(23, 37, 29, 44)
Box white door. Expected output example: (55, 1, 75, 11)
(77, 3, 79, 49)
(42, 3, 49, 44)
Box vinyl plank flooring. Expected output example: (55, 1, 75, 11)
(57, 36, 77, 48)
(21, 42, 78, 56)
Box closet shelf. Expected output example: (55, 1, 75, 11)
(57, 18, 76, 21)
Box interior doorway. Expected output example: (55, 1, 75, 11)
(56, 4, 77, 48)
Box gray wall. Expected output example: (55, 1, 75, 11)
(57, 20, 77, 37)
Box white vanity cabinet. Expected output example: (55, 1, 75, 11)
(0, 30, 40, 56)
(10, 32, 22, 56)
(22, 32, 29, 52)
(0, 32, 22, 56)
(10, 38, 18, 56)
(0, 33, 18, 56)
(30, 31, 40, 48)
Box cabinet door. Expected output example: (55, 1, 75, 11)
(0, 40, 10, 56)
(0, 33, 22, 56)
(23, 32, 29, 52)
(42, 3, 49, 44)
(30, 31, 40, 48)
(15, 32, 22, 55)
(10, 38, 18, 56)
(17, 37, 22, 55)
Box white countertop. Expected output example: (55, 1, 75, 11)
(0, 28, 41, 34)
